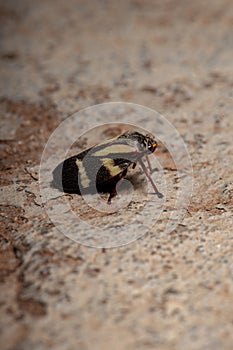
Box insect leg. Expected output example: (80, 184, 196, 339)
(107, 170, 127, 204)
(146, 155, 153, 173)
(138, 159, 163, 198)
(107, 187, 117, 204)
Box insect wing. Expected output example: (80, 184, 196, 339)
(80, 141, 136, 192)
(52, 146, 92, 193)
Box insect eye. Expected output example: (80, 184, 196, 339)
(148, 141, 153, 150)
(148, 140, 157, 152)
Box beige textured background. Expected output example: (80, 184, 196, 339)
(0, 1, 233, 349)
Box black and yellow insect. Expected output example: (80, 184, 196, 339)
(52, 130, 163, 203)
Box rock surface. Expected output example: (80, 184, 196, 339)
(0, 1, 233, 349)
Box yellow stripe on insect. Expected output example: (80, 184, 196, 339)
(93, 144, 133, 157)
(76, 159, 90, 188)
(102, 158, 123, 177)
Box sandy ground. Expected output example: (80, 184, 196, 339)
(0, 1, 233, 349)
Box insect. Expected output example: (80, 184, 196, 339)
(52, 130, 163, 204)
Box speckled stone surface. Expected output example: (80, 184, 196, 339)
(0, 1, 233, 349)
